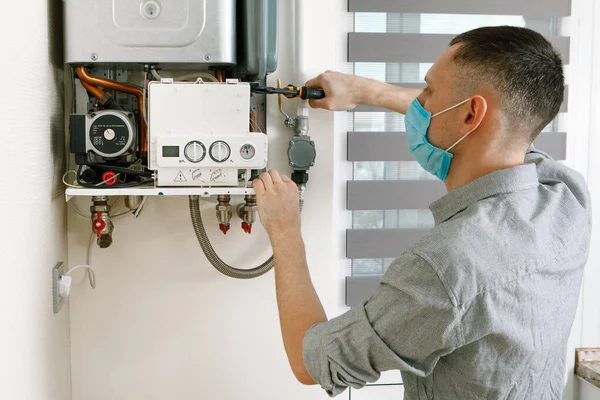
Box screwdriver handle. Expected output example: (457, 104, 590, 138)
(299, 86, 326, 100)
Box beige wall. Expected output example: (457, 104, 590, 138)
(0, 0, 72, 399)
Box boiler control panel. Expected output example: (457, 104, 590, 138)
(148, 79, 268, 187)
(156, 135, 267, 168)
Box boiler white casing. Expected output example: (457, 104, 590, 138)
(63, 0, 236, 64)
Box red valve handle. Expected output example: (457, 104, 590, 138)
(219, 224, 230, 235)
(93, 212, 106, 238)
(241, 222, 252, 234)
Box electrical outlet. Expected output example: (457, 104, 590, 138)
(52, 262, 67, 314)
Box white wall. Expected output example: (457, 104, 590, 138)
(67, 1, 347, 399)
(580, 380, 600, 400)
(579, 0, 600, 352)
(0, 0, 72, 399)
(561, 0, 600, 399)
(575, 0, 600, 398)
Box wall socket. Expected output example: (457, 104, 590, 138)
(52, 262, 67, 314)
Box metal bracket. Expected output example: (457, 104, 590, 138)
(277, 79, 296, 129)
(52, 262, 68, 314)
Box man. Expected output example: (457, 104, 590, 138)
(253, 26, 591, 399)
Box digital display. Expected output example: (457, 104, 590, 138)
(162, 146, 180, 158)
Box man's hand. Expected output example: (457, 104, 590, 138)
(305, 71, 368, 111)
(253, 170, 300, 239)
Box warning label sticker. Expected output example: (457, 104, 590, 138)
(174, 171, 187, 182)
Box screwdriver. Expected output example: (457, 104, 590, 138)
(281, 85, 326, 100)
(250, 83, 326, 100)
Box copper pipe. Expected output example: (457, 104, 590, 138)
(80, 80, 105, 100)
(75, 66, 147, 155)
(215, 69, 224, 83)
(249, 111, 256, 132)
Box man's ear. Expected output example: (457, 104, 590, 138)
(462, 95, 487, 134)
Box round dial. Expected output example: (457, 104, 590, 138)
(209, 141, 231, 163)
(103, 128, 116, 141)
(240, 144, 256, 160)
(184, 141, 206, 163)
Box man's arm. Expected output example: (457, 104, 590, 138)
(253, 170, 325, 384)
(272, 227, 325, 384)
(254, 171, 463, 395)
(304, 71, 422, 114)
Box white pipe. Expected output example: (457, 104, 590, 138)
(294, 0, 310, 116)
(294, 0, 306, 84)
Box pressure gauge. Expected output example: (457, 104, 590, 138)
(240, 144, 256, 160)
(209, 141, 231, 163)
(184, 140, 206, 163)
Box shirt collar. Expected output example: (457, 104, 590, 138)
(429, 164, 539, 225)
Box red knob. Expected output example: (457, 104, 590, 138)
(102, 171, 118, 186)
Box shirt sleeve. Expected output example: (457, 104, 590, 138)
(302, 251, 463, 397)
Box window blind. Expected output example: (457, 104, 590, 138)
(345, 1, 571, 307)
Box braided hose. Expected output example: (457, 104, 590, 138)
(189, 196, 274, 279)
(189, 184, 305, 279)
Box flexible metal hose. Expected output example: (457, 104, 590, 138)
(189, 196, 274, 279)
(189, 187, 305, 279)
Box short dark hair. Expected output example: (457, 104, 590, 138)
(449, 26, 564, 143)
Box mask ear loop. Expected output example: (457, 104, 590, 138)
(431, 97, 472, 118)
(442, 96, 488, 152)
(446, 128, 474, 152)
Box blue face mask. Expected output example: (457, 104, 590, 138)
(405, 97, 473, 181)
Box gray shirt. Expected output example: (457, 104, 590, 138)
(302, 148, 591, 399)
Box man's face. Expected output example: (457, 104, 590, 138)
(416, 45, 466, 150)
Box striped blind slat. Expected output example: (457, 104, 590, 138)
(354, 86, 569, 113)
(347, 228, 431, 259)
(346, 276, 381, 307)
(348, 132, 567, 162)
(348, 180, 446, 210)
(348, 0, 571, 17)
(348, 33, 570, 64)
